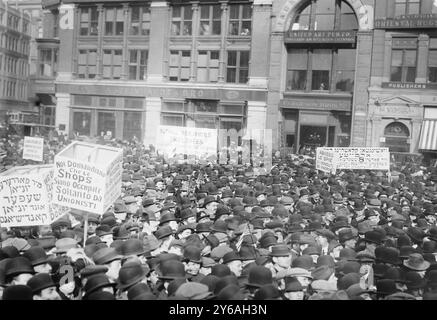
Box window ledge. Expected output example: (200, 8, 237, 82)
(283, 91, 353, 98)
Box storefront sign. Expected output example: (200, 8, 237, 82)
(53, 142, 123, 215)
(372, 105, 422, 117)
(157, 126, 218, 160)
(320, 147, 390, 170)
(280, 98, 351, 112)
(285, 30, 356, 43)
(23, 137, 44, 162)
(375, 14, 437, 29)
(0, 165, 69, 227)
(381, 82, 437, 90)
(59, 84, 267, 102)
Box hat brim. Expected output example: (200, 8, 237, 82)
(403, 260, 430, 271)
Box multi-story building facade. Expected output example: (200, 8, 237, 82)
(369, 0, 437, 157)
(53, 0, 270, 146)
(0, 1, 31, 119)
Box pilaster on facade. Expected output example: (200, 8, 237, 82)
(144, 97, 162, 146)
(382, 34, 392, 83)
(247, 101, 267, 131)
(218, 1, 228, 83)
(57, 3, 75, 81)
(96, 4, 104, 80)
(416, 34, 430, 84)
(189, 2, 199, 82)
(121, 4, 130, 80)
(55, 92, 71, 135)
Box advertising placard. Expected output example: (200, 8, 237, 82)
(23, 136, 44, 162)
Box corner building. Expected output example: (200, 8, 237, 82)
(369, 0, 437, 158)
(267, 0, 374, 153)
(54, 0, 270, 145)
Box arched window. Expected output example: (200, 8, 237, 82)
(292, 0, 358, 31)
(384, 122, 410, 152)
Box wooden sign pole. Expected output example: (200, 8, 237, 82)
(83, 211, 89, 244)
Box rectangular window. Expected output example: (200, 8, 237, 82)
(428, 50, 437, 83)
(229, 4, 252, 36)
(79, 7, 98, 36)
(226, 51, 249, 84)
(390, 49, 416, 82)
(123, 111, 142, 140)
(105, 7, 124, 36)
(199, 5, 221, 36)
(97, 111, 116, 136)
(73, 95, 92, 106)
(53, 11, 59, 37)
(171, 5, 192, 36)
(39, 48, 53, 77)
(77, 49, 97, 79)
(128, 49, 148, 80)
(102, 49, 122, 79)
(161, 113, 185, 126)
(287, 49, 308, 90)
(311, 49, 331, 90)
(130, 6, 150, 36)
(125, 98, 143, 109)
(394, 0, 420, 16)
(335, 49, 355, 92)
(73, 111, 91, 136)
(197, 50, 219, 82)
(169, 50, 191, 81)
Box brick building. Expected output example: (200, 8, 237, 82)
(0, 1, 32, 119)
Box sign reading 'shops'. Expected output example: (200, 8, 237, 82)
(53, 141, 123, 215)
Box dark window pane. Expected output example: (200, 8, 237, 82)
(227, 69, 236, 82)
(312, 70, 330, 90)
(73, 111, 91, 136)
(230, 5, 239, 19)
(287, 70, 307, 90)
(228, 52, 237, 66)
(172, 6, 181, 18)
(239, 69, 248, 83)
(336, 70, 355, 92)
(315, 14, 335, 30)
(129, 66, 137, 79)
(184, 6, 192, 20)
(406, 67, 416, 82)
(429, 67, 437, 83)
(240, 52, 249, 67)
(391, 66, 402, 81)
(123, 111, 142, 140)
(212, 21, 221, 35)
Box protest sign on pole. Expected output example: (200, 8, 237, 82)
(0, 165, 69, 227)
(316, 147, 390, 171)
(23, 136, 44, 162)
(156, 125, 218, 162)
(53, 141, 123, 215)
(316, 148, 337, 173)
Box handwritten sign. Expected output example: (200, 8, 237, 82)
(157, 126, 218, 159)
(316, 148, 337, 173)
(0, 165, 69, 227)
(53, 141, 123, 214)
(23, 137, 44, 162)
(318, 147, 390, 171)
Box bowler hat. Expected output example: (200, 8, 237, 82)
(22, 246, 50, 267)
(216, 284, 246, 300)
(254, 284, 281, 300)
(405, 271, 427, 290)
(406, 227, 425, 244)
(121, 239, 147, 257)
(158, 260, 187, 281)
(363, 231, 383, 245)
(80, 265, 109, 279)
(375, 247, 401, 265)
(376, 279, 398, 295)
(27, 273, 56, 294)
(337, 273, 360, 290)
(5, 257, 35, 278)
(154, 226, 174, 240)
(269, 244, 290, 257)
(117, 261, 149, 290)
(222, 252, 241, 265)
(159, 213, 178, 226)
(284, 276, 303, 292)
(183, 245, 202, 264)
(96, 225, 113, 237)
(84, 274, 116, 297)
(127, 283, 156, 300)
(211, 264, 232, 277)
(203, 196, 219, 208)
(2, 285, 33, 300)
(239, 246, 258, 261)
(243, 266, 273, 288)
(338, 229, 355, 243)
(259, 233, 278, 249)
(210, 220, 228, 233)
(292, 255, 314, 271)
(92, 248, 123, 265)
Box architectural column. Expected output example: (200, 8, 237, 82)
(57, 3, 75, 81)
(248, 0, 272, 88)
(96, 4, 104, 79)
(350, 31, 373, 147)
(144, 97, 162, 146)
(218, 1, 228, 83)
(121, 4, 129, 80)
(411, 119, 423, 153)
(416, 34, 429, 83)
(147, 1, 169, 83)
(382, 34, 392, 83)
(247, 101, 267, 132)
(55, 92, 71, 135)
(190, 2, 199, 82)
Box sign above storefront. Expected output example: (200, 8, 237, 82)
(57, 83, 267, 102)
(280, 97, 351, 112)
(375, 14, 437, 29)
(381, 82, 437, 90)
(285, 30, 356, 43)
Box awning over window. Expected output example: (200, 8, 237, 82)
(419, 120, 437, 151)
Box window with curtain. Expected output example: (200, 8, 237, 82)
(104, 7, 124, 36)
(171, 5, 192, 36)
(200, 5, 221, 36)
(229, 4, 252, 36)
(77, 49, 97, 79)
(79, 7, 98, 36)
(168, 50, 191, 81)
(394, 0, 420, 16)
(102, 49, 122, 79)
(130, 6, 150, 36)
(197, 50, 219, 82)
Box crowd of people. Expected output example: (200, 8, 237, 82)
(0, 131, 437, 300)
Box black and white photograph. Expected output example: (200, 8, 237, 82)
(0, 0, 437, 305)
